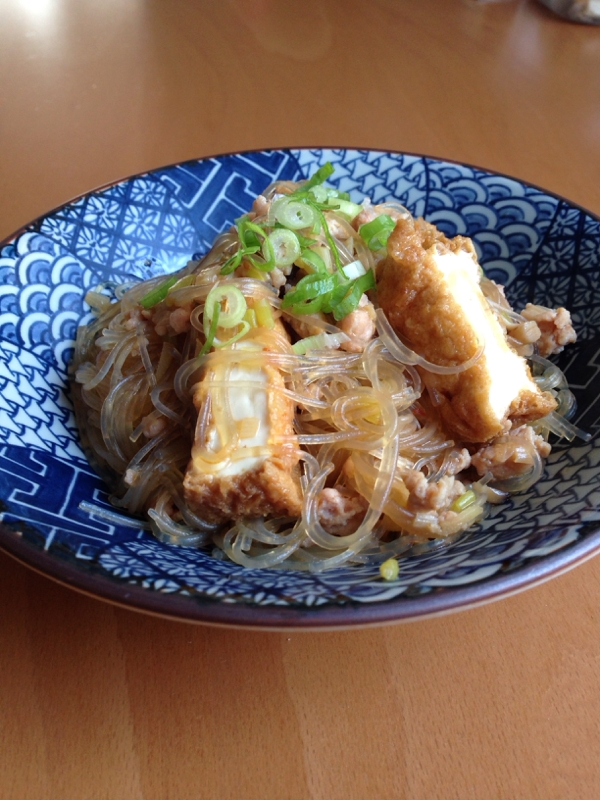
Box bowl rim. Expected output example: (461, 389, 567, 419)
(1, 145, 599, 629)
(2, 524, 600, 629)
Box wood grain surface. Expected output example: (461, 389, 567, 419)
(1, 1, 600, 797)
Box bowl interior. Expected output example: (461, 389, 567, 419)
(1, 147, 599, 625)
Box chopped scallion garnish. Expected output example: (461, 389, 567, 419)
(379, 558, 399, 581)
(450, 490, 477, 513)
(291, 331, 349, 355)
(272, 198, 316, 230)
(330, 269, 375, 321)
(300, 161, 335, 192)
(268, 228, 301, 268)
(214, 320, 251, 349)
(312, 203, 342, 273)
(220, 219, 264, 275)
(203, 285, 247, 336)
(241, 220, 275, 272)
(199, 302, 220, 356)
(254, 298, 275, 329)
(281, 273, 337, 311)
(139, 275, 179, 309)
(359, 214, 396, 250)
(297, 248, 328, 274)
(341, 260, 367, 281)
(326, 197, 363, 222)
(282, 268, 374, 320)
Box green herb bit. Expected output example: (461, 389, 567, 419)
(272, 222, 316, 250)
(359, 214, 396, 250)
(325, 197, 363, 222)
(309, 202, 342, 273)
(330, 270, 375, 321)
(380, 558, 399, 581)
(450, 490, 477, 513)
(214, 320, 251, 349)
(220, 219, 268, 275)
(199, 302, 220, 356)
(139, 275, 179, 309)
(282, 268, 374, 320)
(300, 161, 335, 192)
(268, 228, 301, 268)
(238, 218, 264, 250)
(220, 250, 244, 276)
(297, 248, 327, 274)
(282, 273, 337, 310)
(255, 298, 275, 329)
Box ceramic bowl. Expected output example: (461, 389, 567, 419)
(1, 148, 599, 628)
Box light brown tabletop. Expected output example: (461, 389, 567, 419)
(1, 1, 600, 797)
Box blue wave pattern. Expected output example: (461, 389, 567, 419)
(0, 232, 94, 371)
(293, 149, 559, 292)
(1, 148, 599, 608)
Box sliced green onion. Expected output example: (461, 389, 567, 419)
(230, 221, 275, 272)
(268, 228, 301, 268)
(312, 204, 342, 273)
(326, 198, 363, 222)
(359, 214, 396, 250)
(169, 273, 196, 292)
(199, 302, 220, 356)
(246, 265, 268, 281)
(203, 285, 247, 336)
(308, 185, 328, 204)
(282, 268, 374, 321)
(341, 260, 367, 281)
(450, 490, 477, 513)
(214, 320, 251, 349)
(330, 269, 375, 321)
(220, 219, 266, 275)
(330, 189, 350, 201)
(301, 161, 335, 192)
(239, 220, 267, 245)
(139, 275, 179, 309)
(297, 248, 328, 274)
(236, 219, 263, 249)
(284, 295, 325, 315)
(292, 332, 349, 355)
(254, 298, 275, 329)
(309, 186, 350, 203)
(244, 308, 257, 328)
(220, 250, 244, 276)
(273, 198, 316, 230)
(379, 558, 399, 581)
(282, 273, 337, 309)
(251, 236, 275, 271)
(292, 230, 318, 249)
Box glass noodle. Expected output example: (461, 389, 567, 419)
(71, 171, 585, 572)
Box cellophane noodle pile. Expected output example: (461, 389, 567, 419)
(71, 167, 588, 572)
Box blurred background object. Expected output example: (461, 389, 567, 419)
(539, 0, 600, 21)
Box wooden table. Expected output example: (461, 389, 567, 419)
(2, 1, 600, 797)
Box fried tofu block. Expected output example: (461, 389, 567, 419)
(377, 217, 556, 443)
(182, 345, 302, 523)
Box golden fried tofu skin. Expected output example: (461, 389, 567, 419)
(182, 343, 302, 523)
(377, 217, 556, 443)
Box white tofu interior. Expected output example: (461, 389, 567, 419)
(205, 362, 270, 477)
(431, 249, 535, 421)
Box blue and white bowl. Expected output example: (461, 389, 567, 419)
(1, 148, 599, 628)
